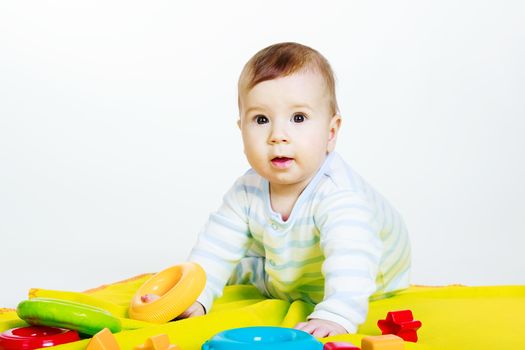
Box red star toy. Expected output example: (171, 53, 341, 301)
(377, 309, 422, 342)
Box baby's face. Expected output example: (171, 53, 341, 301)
(238, 70, 340, 192)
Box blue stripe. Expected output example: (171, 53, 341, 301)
(190, 248, 235, 266)
(248, 214, 268, 234)
(322, 219, 376, 234)
(202, 232, 247, 255)
(294, 216, 316, 226)
(324, 202, 373, 216)
(325, 248, 379, 265)
(209, 213, 249, 236)
(190, 248, 224, 265)
(236, 184, 263, 197)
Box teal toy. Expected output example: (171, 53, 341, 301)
(202, 326, 323, 350)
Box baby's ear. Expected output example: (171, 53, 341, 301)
(237, 119, 241, 130)
(327, 114, 342, 152)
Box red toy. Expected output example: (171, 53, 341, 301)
(377, 309, 422, 342)
(324, 341, 360, 349)
(0, 326, 80, 349)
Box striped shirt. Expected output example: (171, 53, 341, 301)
(188, 151, 411, 332)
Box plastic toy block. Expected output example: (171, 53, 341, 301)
(134, 334, 180, 350)
(361, 335, 404, 350)
(86, 328, 120, 350)
(324, 341, 361, 349)
(377, 310, 422, 342)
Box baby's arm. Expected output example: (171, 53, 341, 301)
(187, 178, 252, 313)
(308, 190, 383, 334)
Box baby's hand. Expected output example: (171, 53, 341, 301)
(295, 318, 347, 338)
(175, 301, 206, 319)
(140, 294, 160, 303)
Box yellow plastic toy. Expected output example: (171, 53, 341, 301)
(129, 262, 206, 323)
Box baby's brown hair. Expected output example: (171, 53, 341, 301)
(238, 42, 339, 115)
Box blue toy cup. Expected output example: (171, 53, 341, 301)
(201, 326, 323, 350)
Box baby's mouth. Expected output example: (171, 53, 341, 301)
(271, 157, 294, 169)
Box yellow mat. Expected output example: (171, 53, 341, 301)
(1, 274, 524, 349)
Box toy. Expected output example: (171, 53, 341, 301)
(28, 288, 127, 317)
(201, 326, 323, 350)
(361, 335, 404, 350)
(86, 328, 120, 350)
(323, 342, 360, 350)
(377, 310, 421, 342)
(323, 343, 359, 350)
(0, 326, 80, 349)
(129, 262, 206, 323)
(134, 334, 180, 350)
(17, 298, 122, 335)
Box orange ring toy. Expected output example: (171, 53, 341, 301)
(129, 262, 206, 323)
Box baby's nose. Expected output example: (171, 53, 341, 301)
(269, 135, 289, 144)
(268, 124, 289, 144)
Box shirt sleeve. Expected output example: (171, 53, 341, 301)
(310, 190, 383, 333)
(187, 178, 252, 312)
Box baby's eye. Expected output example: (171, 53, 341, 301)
(292, 113, 306, 123)
(255, 115, 269, 124)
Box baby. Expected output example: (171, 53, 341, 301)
(147, 42, 411, 337)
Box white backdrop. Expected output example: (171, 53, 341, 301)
(1, 1, 524, 308)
